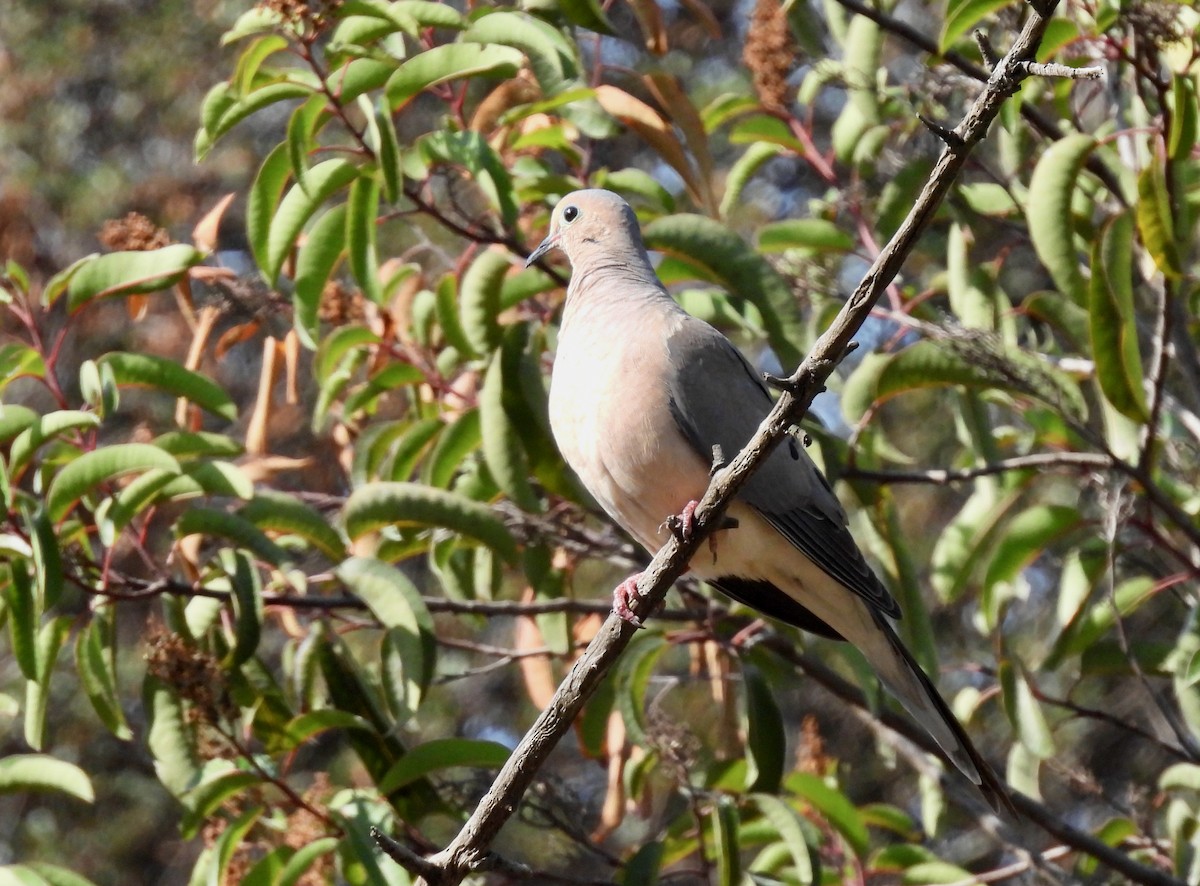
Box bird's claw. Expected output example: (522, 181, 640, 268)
(662, 500, 700, 541)
(613, 574, 644, 628)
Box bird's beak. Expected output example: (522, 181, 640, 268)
(525, 232, 560, 268)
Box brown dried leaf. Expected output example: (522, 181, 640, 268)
(192, 192, 237, 254)
(516, 604, 557, 710)
(214, 320, 262, 360)
(594, 85, 703, 206)
(646, 73, 715, 213)
(624, 0, 668, 54)
(246, 336, 282, 456)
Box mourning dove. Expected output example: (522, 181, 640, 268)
(527, 189, 1008, 810)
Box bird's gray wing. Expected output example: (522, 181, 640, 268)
(664, 320, 901, 620)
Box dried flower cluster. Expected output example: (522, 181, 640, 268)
(98, 212, 171, 252)
(318, 279, 366, 325)
(257, 0, 343, 35)
(745, 0, 796, 112)
(144, 628, 237, 737)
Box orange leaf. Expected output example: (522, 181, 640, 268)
(594, 85, 703, 205)
(623, 0, 668, 54)
(192, 192, 237, 254)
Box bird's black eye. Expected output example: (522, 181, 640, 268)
(562, 205, 579, 223)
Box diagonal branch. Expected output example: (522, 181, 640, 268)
(394, 6, 1116, 884)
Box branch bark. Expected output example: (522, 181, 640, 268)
(393, 6, 1124, 884)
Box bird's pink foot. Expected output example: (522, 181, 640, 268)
(662, 499, 701, 541)
(613, 573, 645, 628)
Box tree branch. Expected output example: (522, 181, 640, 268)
(842, 451, 1113, 485)
(391, 9, 1119, 885)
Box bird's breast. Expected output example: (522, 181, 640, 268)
(549, 309, 712, 552)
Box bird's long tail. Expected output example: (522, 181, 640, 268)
(859, 612, 1012, 813)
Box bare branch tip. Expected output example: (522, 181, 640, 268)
(1021, 60, 1106, 81)
(973, 30, 1000, 67)
(918, 114, 966, 149)
(762, 371, 798, 394)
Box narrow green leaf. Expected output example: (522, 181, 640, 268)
(999, 662, 1055, 758)
(558, 0, 616, 34)
(247, 144, 292, 278)
(1088, 212, 1149, 421)
(144, 674, 201, 797)
(0, 755, 94, 803)
(266, 159, 359, 285)
(210, 806, 264, 886)
(0, 404, 39, 443)
(1026, 133, 1096, 304)
(98, 352, 237, 421)
(286, 94, 328, 192)
(277, 837, 340, 886)
(346, 174, 383, 304)
(742, 665, 786, 794)
(375, 100, 403, 203)
(46, 444, 181, 523)
(25, 617, 71, 750)
(459, 247, 510, 356)
(222, 550, 263, 667)
(196, 82, 314, 160)
(393, 0, 465, 28)
(64, 245, 204, 313)
(292, 203, 348, 349)
(644, 214, 804, 368)
(479, 349, 541, 512)
(180, 769, 262, 839)
(749, 794, 815, 883)
(385, 43, 524, 111)
(0, 345, 46, 389)
(614, 632, 668, 746)
(461, 12, 575, 96)
(757, 219, 854, 254)
(239, 490, 348, 561)
(1135, 161, 1182, 279)
(377, 738, 510, 795)
(787, 772, 870, 857)
(278, 710, 373, 747)
(940, 0, 1018, 51)
(341, 481, 517, 561)
(1169, 74, 1198, 161)
(5, 562, 38, 679)
(709, 795, 740, 886)
(426, 409, 481, 488)
(8, 410, 101, 474)
(75, 606, 132, 739)
(175, 508, 292, 568)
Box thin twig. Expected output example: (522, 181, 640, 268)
(842, 451, 1112, 485)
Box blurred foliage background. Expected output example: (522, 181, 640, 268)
(2, 0, 1200, 883)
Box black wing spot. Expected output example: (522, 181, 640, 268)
(710, 577, 844, 640)
(789, 438, 800, 460)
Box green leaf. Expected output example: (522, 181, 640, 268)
(0, 345, 46, 389)
(459, 247, 510, 357)
(292, 204, 348, 348)
(247, 144, 292, 279)
(614, 632, 668, 746)
(75, 606, 132, 740)
(223, 550, 263, 667)
(5, 563, 38, 680)
(285, 94, 327, 192)
(742, 665, 785, 794)
(46, 443, 181, 522)
(748, 794, 815, 883)
(1026, 133, 1096, 304)
(1135, 160, 1182, 279)
(557, 0, 616, 34)
(757, 219, 854, 254)
(346, 174, 383, 304)
(787, 772, 870, 857)
(940, 0, 1018, 51)
(709, 795, 740, 886)
(0, 755, 94, 803)
(1088, 212, 1149, 421)
(461, 11, 575, 96)
(98, 352, 237, 421)
(427, 409, 481, 488)
(196, 81, 314, 160)
(1169, 74, 1198, 161)
(266, 159, 360, 285)
(999, 662, 1055, 758)
(210, 806, 263, 886)
(420, 130, 518, 228)
(24, 617, 71, 750)
(22, 864, 100, 886)
(336, 556, 436, 722)
(720, 143, 784, 219)
(277, 838, 340, 886)
(377, 738, 510, 795)
(144, 674, 201, 797)
(277, 709, 374, 748)
(644, 214, 804, 368)
(239, 490, 348, 561)
(385, 43, 524, 111)
(63, 245, 204, 312)
(479, 347, 541, 512)
(0, 404, 39, 443)
(7, 410, 101, 474)
(180, 769, 263, 839)
(175, 508, 292, 568)
(341, 481, 517, 561)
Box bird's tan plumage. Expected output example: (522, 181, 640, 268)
(532, 189, 1008, 810)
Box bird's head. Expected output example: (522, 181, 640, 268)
(525, 189, 643, 268)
